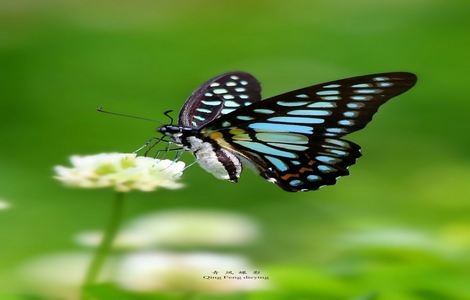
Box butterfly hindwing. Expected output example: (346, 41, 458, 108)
(200, 72, 416, 191)
(259, 138, 361, 192)
(178, 71, 261, 128)
(207, 129, 361, 191)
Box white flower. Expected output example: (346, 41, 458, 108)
(54, 153, 185, 192)
(125, 210, 260, 247)
(339, 227, 441, 251)
(18, 252, 114, 300)
(0, 199, 11, 210)
(75, 229, 155, 250)
(75, 210, 260, 249)
(115, 252, 268, 293)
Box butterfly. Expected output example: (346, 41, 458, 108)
(158, 71, 417, 192)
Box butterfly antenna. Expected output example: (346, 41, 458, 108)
(97, 106, 162, 124)
(163, 110, 174, 125)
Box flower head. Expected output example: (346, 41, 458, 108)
(54, 153, 185, 192)
(126, 210, 260, 247)
(74, 210, 260, 249)
(18, 252, 115, 299)
(115, 252, 268, 293)
(0, 199, 11, 210)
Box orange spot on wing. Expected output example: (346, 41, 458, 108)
(281, 173, 300, 180)
(308, 160, 316, 166)
(299, 167, 314, 173)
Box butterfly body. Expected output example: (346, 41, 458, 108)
(158, 71, 417, 192)
(159, 125, 242, 182)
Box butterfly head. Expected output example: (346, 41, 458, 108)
(158, 125, 198, 144)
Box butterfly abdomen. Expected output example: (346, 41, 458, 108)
(184, 136, 242, 182)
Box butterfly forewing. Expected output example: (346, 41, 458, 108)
(201, 72, 416, 191)
(178, 71, 261, 128)
(203, 72, 417, 136)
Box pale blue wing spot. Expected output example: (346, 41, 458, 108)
(196, 108, 212, 113)
(240, 81, 248, 85)
(321, 96, 341, 101)
(191, 121, 197, 127)
(308, 102, 336, 108)
(323, 84, 341, 88)
(224, 100, 240, 107)
(288, 110, 330, 116)
(265, 155, 289, 171)
(326, 138, 350, 148)
(233, 141, 298, 158)
(256, 133, 309, 144)
(268, 116, 324, 124)
(230, 75, 239, 80)
(289, 179, 303, 187)
(202, 100, 222, 106)
(347, 102, 365, 109)
(354, 89, 382, 94)
(210, 82, 220, 87)
(343, 111, 358, 118)
(249, 123, 314, 134)
(194, 116, 206, 121)
(277, 101, 309, 107)
(318, 165, 336, 173)
(352, 83, 372, 88)
(377, 82, 393, 87)
(223, 94, 235, 100)
(239, 94, 249, 99)
(373, 77, 389, 81)
(329, 149, 347, 156)
(213, 88, 228, 94)
(292, 160, 301, 165)
(237, 116, 254, 121)
(254, 109, 275, 114)
(225, 81, 237, 86)
(235, 87, 246, 92)
(338, 120, 354, 126)
(307, 175, 321, 181)
(244, 102, 252, 106)
(316, 90, 339, 96)
(296, 94, 309, 98)
(221, 108, 236, 114)
(204, 92, 213, 97)
(316, 155, 340, 164)
(350, 95, 373, 101)
(222, 121, 231, 127)
(268, 143, 309, 151)
(326, 128, 346, 134)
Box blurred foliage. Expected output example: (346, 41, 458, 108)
(1, 0, 469, 299)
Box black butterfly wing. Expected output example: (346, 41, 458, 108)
(178, 72, 261, 128)
(202, 72, 417, 191)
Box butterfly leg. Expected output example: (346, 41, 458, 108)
(154, 146, 184, 159)
(154, 140, 172, 159)
(183, 159, 198, 171)
(133, 137, 157, 154)
(143, 136, 169, 157)
(172, 149, 184, 162)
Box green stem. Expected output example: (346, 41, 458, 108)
(81, 192, 125, 299)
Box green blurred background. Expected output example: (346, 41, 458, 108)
(1, 0, 469, 299)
